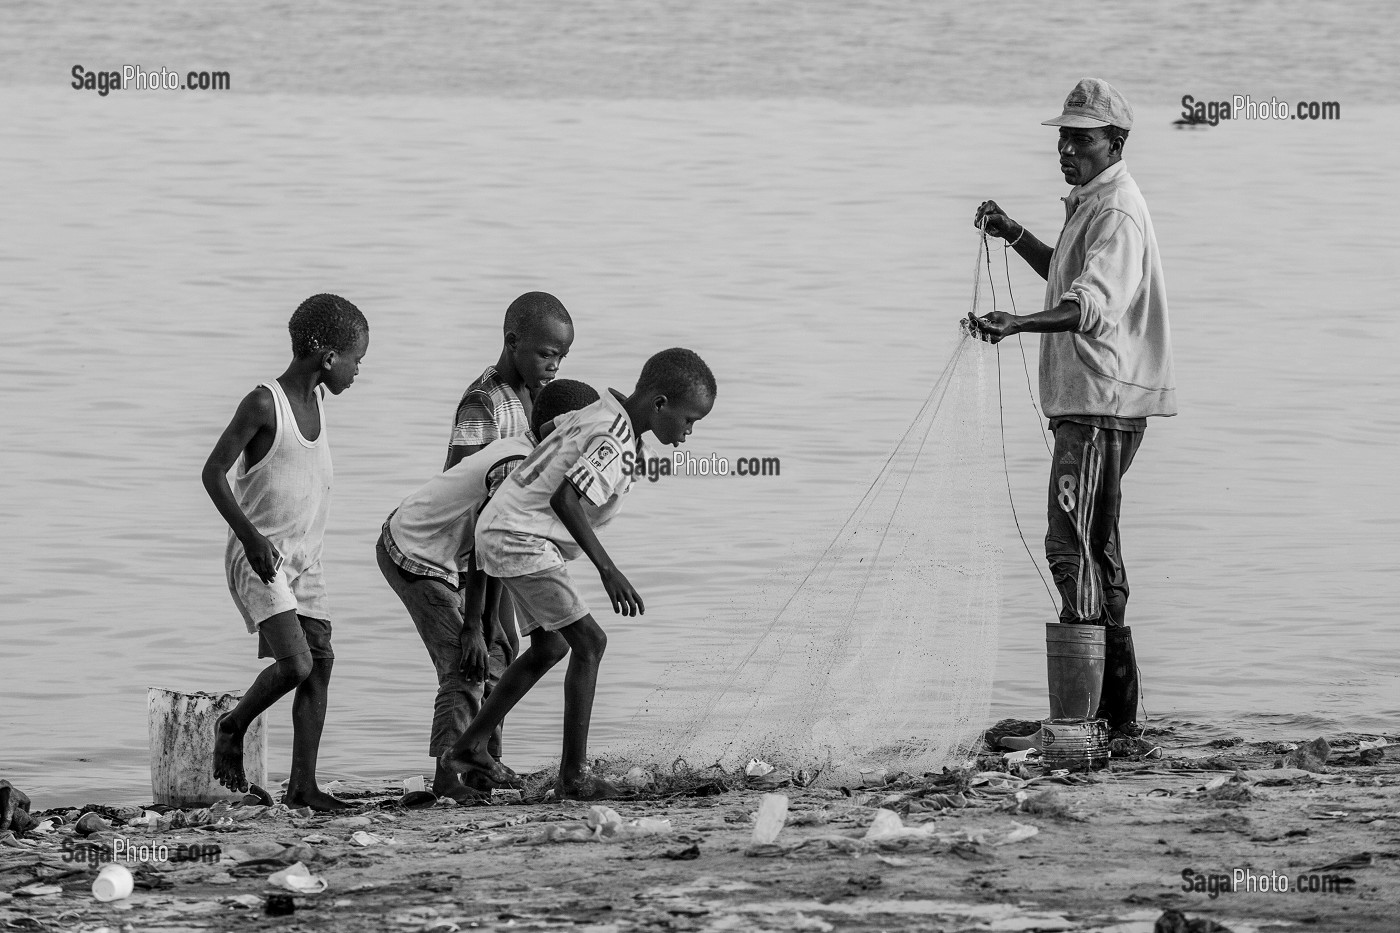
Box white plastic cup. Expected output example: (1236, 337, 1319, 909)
(751, 792, 789, 845)
(92, 863, 134, 901)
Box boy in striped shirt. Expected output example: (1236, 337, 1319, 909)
(442, 292, 576, 777)
(444, 292, 574, 470)
(442, 349, 716, 801)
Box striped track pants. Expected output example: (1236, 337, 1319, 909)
(1045, 421, 1144, 626)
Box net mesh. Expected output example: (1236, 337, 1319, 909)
(616, 327, 1003, 782)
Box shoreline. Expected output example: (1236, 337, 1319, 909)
(4, 732, 1397, 932)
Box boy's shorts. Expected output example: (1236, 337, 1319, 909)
(226, 540, 331, 634)
(256, 614, 335, 661)
(500, 565, 590, 636)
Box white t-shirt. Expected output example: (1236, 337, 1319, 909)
(385, 436, 533, 587)
(475, 390, 639, 578)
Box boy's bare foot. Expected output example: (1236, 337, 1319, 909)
(283, 786, 350, 811)
(432, 765, 492, 804)
(555, 772, 624, 801)
(461, 769, 504, 792)
(212, 714, 249, 792)
(439, 747, 522, 789)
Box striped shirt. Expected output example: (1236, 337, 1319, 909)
(474, 390, 641, 578)
(448, 365, 536, 454)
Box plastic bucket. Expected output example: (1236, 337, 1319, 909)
(148, 688, 267, 807)
(1040, 718, 1111, 771)
(1045, 623, 1105, 720)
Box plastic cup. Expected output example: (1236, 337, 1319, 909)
(751, 792, 789, 845)
(92, 863, 134, 901)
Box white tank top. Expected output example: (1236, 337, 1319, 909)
(227, 380, 333, 574)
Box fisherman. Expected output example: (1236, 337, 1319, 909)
(967, 77, 1177, 737)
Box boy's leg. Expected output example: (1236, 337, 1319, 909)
(213, 609, 313, 793)
(554, 614, 608, 792)
(483, 586, 520, 761)
(441, 628, 569, 778)
(442, 565, 601, 794)
(376, 541, 481, 799)
(282, 616, 348, 811)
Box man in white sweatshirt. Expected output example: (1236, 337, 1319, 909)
(968, 77, 1177, 738)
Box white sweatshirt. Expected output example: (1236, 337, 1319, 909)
(1041, 161, 1178, 419)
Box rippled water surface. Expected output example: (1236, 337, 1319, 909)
(2, 3, 1397, 804)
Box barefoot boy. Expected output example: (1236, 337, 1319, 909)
(442, 348, 716, 800)
(442, 291, 576, 769)
(201, 294, 369, 811)
(377, 379, 600, 803)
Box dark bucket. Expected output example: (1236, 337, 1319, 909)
(1045, 623, 1105, 720)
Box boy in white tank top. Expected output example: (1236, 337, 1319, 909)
(201, 293, 369, 811)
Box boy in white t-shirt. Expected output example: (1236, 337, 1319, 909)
(376, 379, 599, 803)
(442, 348, 717, 801)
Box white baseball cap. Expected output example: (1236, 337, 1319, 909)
(1042, 78, 1134, 131)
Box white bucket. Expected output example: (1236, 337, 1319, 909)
(147, 688, 267, 806)
(1039, 718, 1111, 772)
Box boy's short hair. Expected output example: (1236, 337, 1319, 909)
(289, 294, 368, 359)
(530, 378, 600, 436)
(637, 348, 716, 404)
(504, 291, 572, 338)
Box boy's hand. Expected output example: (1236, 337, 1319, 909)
(600, 566, 645, 617)
(240, 532, 282, 585)
(460, 629, 490, 682)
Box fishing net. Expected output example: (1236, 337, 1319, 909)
(616, 309, 1004, 784)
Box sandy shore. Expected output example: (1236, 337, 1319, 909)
(2, 733, 1397, 933)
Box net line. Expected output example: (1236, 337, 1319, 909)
(979, 227, 1059, 612)
(617, 235, 1007, 781)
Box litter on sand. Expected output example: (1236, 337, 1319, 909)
(351, 830, 394, 846)
(268, 862, 328, 894)
(528, 806, 673, 845)
(751, 793, 789, 845)
(1277, 736, 1331, 772)
(862, 809, 1038, 848)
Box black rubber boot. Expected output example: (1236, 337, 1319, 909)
(1095, 626, 1141, 736)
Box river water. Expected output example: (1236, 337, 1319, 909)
(1, 2, 1397, 804)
